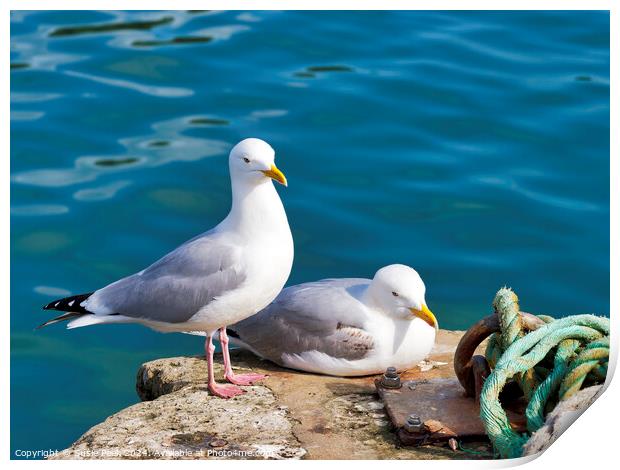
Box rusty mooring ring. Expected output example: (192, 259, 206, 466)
(454, 312, 545, 397)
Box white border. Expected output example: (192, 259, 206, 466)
(4, 1, 617, 468)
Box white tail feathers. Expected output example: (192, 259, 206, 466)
(66, 314, 132, 329)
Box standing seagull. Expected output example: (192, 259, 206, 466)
(38, 138, 294, 398)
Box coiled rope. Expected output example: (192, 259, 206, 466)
(479, 287, 609, 458)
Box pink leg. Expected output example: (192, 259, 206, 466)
(220, 327, 267, 386)
(205, 333, 244, 398)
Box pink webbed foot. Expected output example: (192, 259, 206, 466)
(225, 372, 268, 386)
(208, 382, 245, 399)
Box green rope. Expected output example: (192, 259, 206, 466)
(457, 441, 495, 458)
(525, 339, 579, 432)
(559, 336, 609, 400)
(479, 288, 609, 459)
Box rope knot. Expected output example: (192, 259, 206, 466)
(478, 288, 608, 458)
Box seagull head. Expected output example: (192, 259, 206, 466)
(229, 138, 287, 187)
(367, 264, 438, 330)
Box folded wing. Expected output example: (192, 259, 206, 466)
(228, 278, 374, 363)
(84, 230, 247, 325)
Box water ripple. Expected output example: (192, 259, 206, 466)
(11, 92, 62, 103)
(33, 285, 71, 297)
(48, 16, 173, 37)
(11, 111, 44, 121)
(74, 180, 132, 201)
(64, 70, 194, 98)
(11, 204, 70, 216)
(12, 115, 228, 187)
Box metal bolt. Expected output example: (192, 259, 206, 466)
(380, 366, 401, 389)
(403, 414, 424, 433)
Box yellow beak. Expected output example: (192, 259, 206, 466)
(262, 164, 287, 186)
(410, 304, 438, 330)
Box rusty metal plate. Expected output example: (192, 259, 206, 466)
(376, 377, 527, 446)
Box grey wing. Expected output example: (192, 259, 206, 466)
(229, 278, 374, 362)
(84, 230, 246, 323)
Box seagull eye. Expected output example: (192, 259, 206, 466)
(243, 157, 250, 163)
(392, 291, 399, 297)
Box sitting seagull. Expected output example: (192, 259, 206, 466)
(225, 264, 438, 376)
(38, 138, 294, 398)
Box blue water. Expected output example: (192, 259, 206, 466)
(10, 10, 609, 457)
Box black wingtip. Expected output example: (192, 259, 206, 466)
(43, 299, 62, 310)
(36, 311, 84, 330)
(226, 327, 240, 339)
(42, 292, 94, 313)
